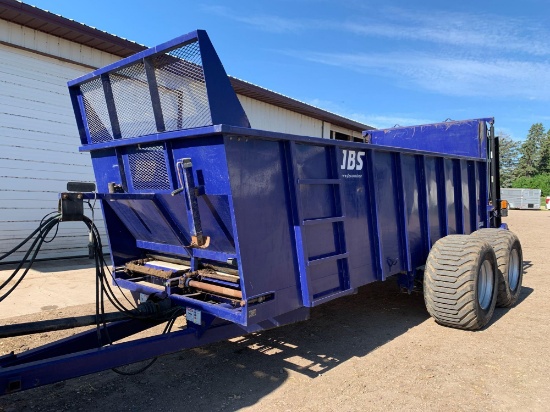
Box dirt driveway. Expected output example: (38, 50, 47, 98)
(0, 210, 548, 412)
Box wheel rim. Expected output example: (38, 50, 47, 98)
(477, 260, 494, 310)
(508, 248, 520, 292)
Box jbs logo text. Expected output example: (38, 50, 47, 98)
(341, 150, 365, 171)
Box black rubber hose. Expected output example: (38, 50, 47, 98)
(0, 215, 59, 261)
(0, 218, 61, 302)
(83, 218, 138, 316)
(0, 218, 59, 290)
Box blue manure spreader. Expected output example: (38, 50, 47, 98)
(0, 30, 522, 394)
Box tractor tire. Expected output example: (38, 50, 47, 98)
(471, 228, 523, 308)
(424, 235, 498, 330)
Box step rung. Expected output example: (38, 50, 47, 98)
(307, 252, 349, 267)
(302, 216, 345, 226)
(298, 178, 341, 185)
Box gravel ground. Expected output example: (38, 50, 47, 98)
(0, 209, 548, 412)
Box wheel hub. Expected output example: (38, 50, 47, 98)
(478, 260, 494, 310)
(508, 249, 520, 292)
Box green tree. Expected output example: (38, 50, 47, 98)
(516, 123, 546, 178)
(537, 129, 550, 174)
(498, 131, 520, 187)
(512, 173, 550, 196)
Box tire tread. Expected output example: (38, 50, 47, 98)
(424, 235, 497, 330)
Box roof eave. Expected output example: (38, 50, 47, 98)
(0, 0, 372, 132)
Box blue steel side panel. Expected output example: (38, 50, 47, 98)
(293, 143, 331, 179)
(90, 148, 125, 192)
(372, 151, 403, 279)
(160, 194, 236, 253)
(364, 118, 492, 158)
(224, 136, 302, 313)
(461, 160, 472, 234)
(108, 199, 185, 246)
(340, 153, 376, 288)
(170, 136, 232, 195)
(393, 153, 411, 273)
(401, 154, 424, 271)
(80, 123, 490, 324)
(197, 31, 250, 128)
(90, 135, 237, 260)
(445, 159, 457, 234)
(100, 200, 142, 267)
(100, 195, 236, 260)
(364, 150, 383, 279)
(300, 185, 335, 220)
(435, 158, 449, 238)
(424, 157, 441, 246)
(415, 155, 431, 257)
(468, 161, 477, 232)
(452, 159, 464, 234)
(79, 123, 488, 160)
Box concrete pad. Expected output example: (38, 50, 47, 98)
(0, 257, 126, 320)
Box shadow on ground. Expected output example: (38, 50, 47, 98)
(491, 286, 533, 327)
(522, 260, 533, 273)
(0, 279, 429, 412)
(0, 274, 533, 412)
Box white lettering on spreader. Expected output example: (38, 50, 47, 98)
(341, 150, 365, 171)
(341, 150, 365, 178)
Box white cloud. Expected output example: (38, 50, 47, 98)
(204, 5, 550, 57)
(345, 8, 550, 57)
(201, 5, 304, 33)
(304, 98, 434, 129)
(204, 4, 550, 100)
(288, 50, 550, 100)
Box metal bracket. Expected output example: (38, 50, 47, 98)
(175, 158, 208, 247)
(58, 193, 84, 222)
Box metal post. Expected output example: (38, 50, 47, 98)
(489, 121, 502, 228)
(100, 74, 122, 139)
(143, 58, 166, 133)
(179, 158, 206, 247)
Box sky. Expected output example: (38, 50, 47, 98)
(28, 0, 550, 141)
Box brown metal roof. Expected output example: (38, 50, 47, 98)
(0, 0, 371, 132)
(0, 0, 145, 57)
(229, 78, 371, 132)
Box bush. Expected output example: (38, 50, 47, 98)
(511, 173, 550, 196)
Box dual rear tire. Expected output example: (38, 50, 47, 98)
(424, 230, 522, 330)
(471, 229, 523, 308)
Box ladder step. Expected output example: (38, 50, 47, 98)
(298, 178, 341, 185)
(307, 252, 349, 267)
(302, 216, 345, 226)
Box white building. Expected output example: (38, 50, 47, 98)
(0, 0, 370, 261)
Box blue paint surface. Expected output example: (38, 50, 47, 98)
(67, 30, 494, 328)
(0, 29, 499, 394)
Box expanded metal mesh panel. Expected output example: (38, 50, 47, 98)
(78, 39, 212, 143)
(153, 41, 211, 131)
(127, 145, 171, 191)
(110, 62, 158, 139)
(80, 78, 113, 143)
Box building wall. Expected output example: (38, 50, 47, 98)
(0, 19, 120, 69)
(0, 20, 117, 261)
(237, 94, 363, 140)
